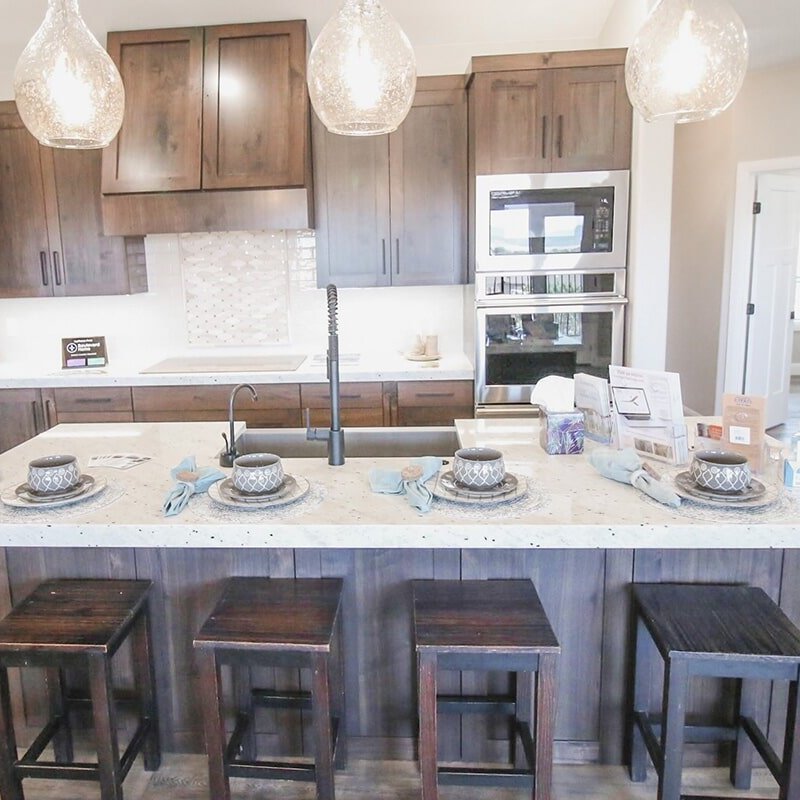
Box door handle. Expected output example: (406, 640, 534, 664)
(541, 116, 548, 160)
(31, 401, 42, 434)
(39, 251, 49, 286)
(44, 398, 55, 428)
(52, 251, 62, 286)
(556, 114, 564, 159)
(395, 239, 400, 275)
(381, 239, 387, 275)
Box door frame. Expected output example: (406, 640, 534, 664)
(717, 155, 800, 412)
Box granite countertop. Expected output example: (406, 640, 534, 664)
(0, 420, 796, 549)
(0, 352, 474, 388)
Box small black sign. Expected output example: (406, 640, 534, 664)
(62, 336, 108, 369)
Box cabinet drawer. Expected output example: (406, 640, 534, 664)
(56, 411, 134, 424)
(53, 387, 133, 413)
(306, 407, 383, 428)
(397, 381, 473, 407)
(134, 408, 300, 427)
(301, 382, 383, 408)
(132, 384, 300, 413)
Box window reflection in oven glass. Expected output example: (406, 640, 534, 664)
(484, 311, 613, 386)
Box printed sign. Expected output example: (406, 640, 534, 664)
(61, 336, 108, 369)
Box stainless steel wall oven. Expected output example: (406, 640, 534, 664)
(474, 270, 626, 416)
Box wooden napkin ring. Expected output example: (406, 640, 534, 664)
(401, 465, 423, 481)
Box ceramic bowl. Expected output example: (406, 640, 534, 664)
(27, 455, 81, 495)
(690, 450, 751, 493)
(453, 447, 505, 490)
(232, 453, 285, 495)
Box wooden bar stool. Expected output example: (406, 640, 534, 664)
(193, 577, 346, 800)
(630, 583, 800, 800)
(412, 579, 560, 800)
(0, 579, 160, 800)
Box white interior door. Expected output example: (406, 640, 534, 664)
(744, 172, 800, 428)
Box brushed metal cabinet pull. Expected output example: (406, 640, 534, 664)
(39, 251, 49, 286)
(74, 397, 113, 405)
(541, 116, 548, 160)
(381, 239, 387, 275)
(31, 401, 41, 434)
(395, 239, 400, 275)
(557, 114, 564, 159)
(416, 392, 454, 399)
(44, 398, 55, 428)
(52, 251, 62, 286)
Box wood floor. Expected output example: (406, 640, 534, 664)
(15, 755, 780, 799)
(766, 378, 800, 444)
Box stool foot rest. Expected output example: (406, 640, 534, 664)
(437, 694, 516, 715)
(438, 766, 534, 789)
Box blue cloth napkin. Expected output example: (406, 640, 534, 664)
(162, 456, 225, 516)
(588, 448, 681, 508)
(369, 457, 444, 513)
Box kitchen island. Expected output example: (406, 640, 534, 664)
(0, 420, 797, 767)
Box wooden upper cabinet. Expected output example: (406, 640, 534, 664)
(389, 81, 468, 286)
(102, 21, 309, 195)
(470, 50, 632, 174)
(103, 28, 204, 194)
(0, 101, 147, 299)
(472, 70, 552, 175)
(203, 21, 308, 190)
(0, 105, 52, 298)
(314, 75, 468, 288)
(551, 65, 632, 172)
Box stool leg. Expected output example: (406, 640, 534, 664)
(45, 666, 73, 762)
(233, 666, 256, 760)
(0, 666, 22, 800)
(131, 607, 161, 772)
(311, 651, 335, 800)
(418, 649, 438, 800)
(533, 653, 557, 800)
(630, 616, 650, 782)
(514, 669, 533, 769)
(780, 678, 800, 800)
(657, 657, 689, 800)
(88, 653, 123, 800)
(332, 613, 347, 769)
(196, 648, 230, 800)
(731, 677, 757, 790)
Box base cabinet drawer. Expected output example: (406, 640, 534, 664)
(52, 387, 133, 415)
(395, 380, 474, 427)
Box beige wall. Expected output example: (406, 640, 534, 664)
(666, 59, 800, 413)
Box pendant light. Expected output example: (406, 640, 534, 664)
(625, 0, 749, 124)
(307, 0, 417, 136)
(14, 0, 125, 149)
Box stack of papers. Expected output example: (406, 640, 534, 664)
(87, 454, 151, 470)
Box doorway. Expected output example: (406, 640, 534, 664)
(719, 158, 800, 436)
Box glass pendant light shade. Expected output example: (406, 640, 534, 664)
(307, 0, 417, 136)
(14, 0, 125, 148)
(625, 0, 749, 124)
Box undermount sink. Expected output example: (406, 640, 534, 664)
(233, 426, 459, 459)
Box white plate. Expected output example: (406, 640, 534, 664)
(208, 475, 310, 510)
(2, 476, 107, 509)
(405, 353, 440, 362)
(673, 472, 773, 508)
(430, 471, 527, 505)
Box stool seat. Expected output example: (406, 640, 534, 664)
(630, 582, 800, 800)
(413, 579, 560, 800)
(0, 579, 160, 800)
(194, 577, 346, 800)
(0, 579, 151, 654)
(634, 584, 800, 661)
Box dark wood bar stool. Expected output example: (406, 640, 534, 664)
(193, 577, 346, 800)
(412, 579, 560, 800)
(630, 583, 800, 800)
(0, 579, 160, 800)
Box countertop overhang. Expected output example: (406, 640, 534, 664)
(0, 420, 796, 549)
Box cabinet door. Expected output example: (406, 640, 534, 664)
(0, 103, 54, 298)
(389, 84, 467, 286)
(396, 380, 474, 426)
(103, 28, 204, 193)
(313, 114, 391, 288)
(551, 65, 632, 172)
(48, 148, 147, 296)
(472, 70, 552, 175)
(203, 21, 309, 190)
(0, 389, 49, 453)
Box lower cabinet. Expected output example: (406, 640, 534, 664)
(301, 382, 385, 427)
(0, 389, 54, 453)
(394, 380, 474, 426)
(49, 387, 134, 424)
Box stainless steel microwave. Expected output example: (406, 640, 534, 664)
(475, 170, 630, 272)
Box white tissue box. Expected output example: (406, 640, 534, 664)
(785, 459, 800, 488)
(539, 408, 585, 455)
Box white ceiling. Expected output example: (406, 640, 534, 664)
(0, 0, 797, 98)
